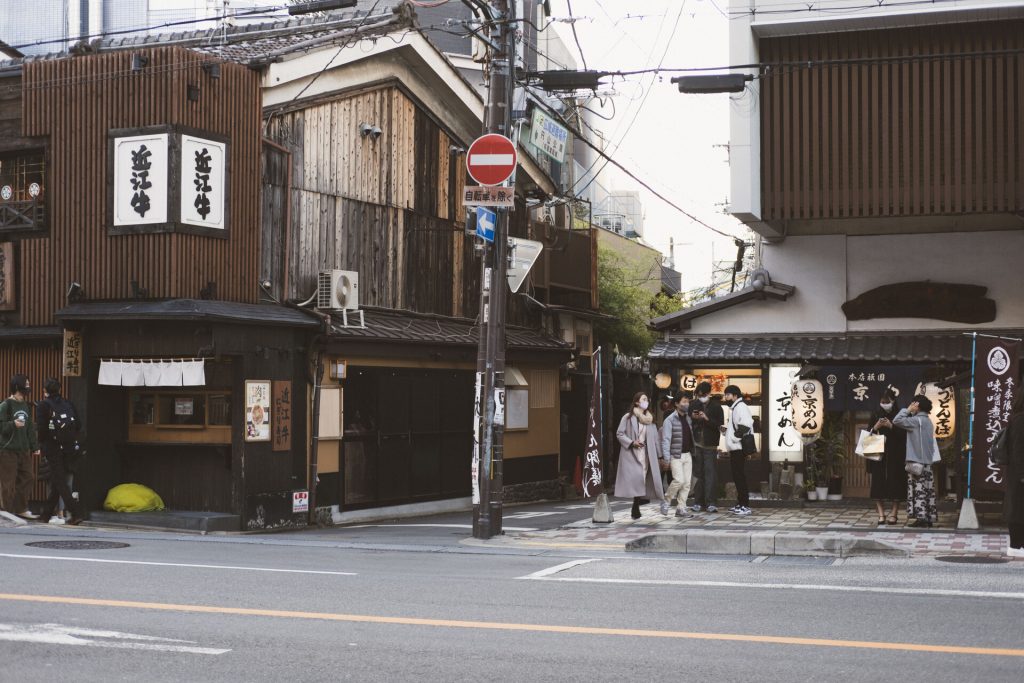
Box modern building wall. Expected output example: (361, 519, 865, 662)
(685, 230, 1024, 334)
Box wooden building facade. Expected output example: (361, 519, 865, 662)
(0, 46, 317, 528)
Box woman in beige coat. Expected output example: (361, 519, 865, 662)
(614, 391, 668, 519)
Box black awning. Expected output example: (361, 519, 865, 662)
(0, 326, 62, 340)
(649, 331, 1024, 363)
(56, 300, 320, 328)
(328, 308, 570, 354)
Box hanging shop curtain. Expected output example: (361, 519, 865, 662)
(97, 359, 206, 387)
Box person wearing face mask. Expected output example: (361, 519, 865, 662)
(722, 385, 754, 516)
(867, 390, 907, 525)
(615, 392, 668, 519)
(688, 382, 724, 513)
(0, 374, 41, 519)
(661, 392, 695, 518)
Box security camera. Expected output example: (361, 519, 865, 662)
(449, 145, 466, 155)
(369, 126, 382, 140)
(66, 282, 82, 301)
(359, 122, 373, 137)
(260, 279, 272, 290)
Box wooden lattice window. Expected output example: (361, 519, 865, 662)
(0, 149, 46, 233)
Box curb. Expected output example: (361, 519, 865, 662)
(625, 530, 910, 558)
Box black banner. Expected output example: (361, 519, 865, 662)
(973, 337, 1020, 494)
(820, 365, 926, 412)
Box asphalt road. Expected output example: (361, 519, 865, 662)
(1, 522, 1022, 682)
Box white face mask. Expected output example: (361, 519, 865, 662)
(880, 402, 893, 411)
(678, 403, 690, 414)
(699, 396, 710, 404)
(638, 399, 649, 411)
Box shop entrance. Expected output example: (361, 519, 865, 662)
(341, 367, 473, 509)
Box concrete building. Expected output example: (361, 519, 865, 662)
(650, 0, 1024, 502)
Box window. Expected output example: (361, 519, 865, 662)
(0, 149, 47, 234)
(505, 367, 529, 431)
(129, 390, 232, 443)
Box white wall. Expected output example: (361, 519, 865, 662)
(686, 230, 1024, 334)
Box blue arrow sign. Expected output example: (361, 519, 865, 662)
(475, 207, 496, 243)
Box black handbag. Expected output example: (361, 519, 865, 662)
(740, 433, 757, 457)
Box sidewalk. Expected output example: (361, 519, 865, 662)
(495, 501, 1016, 559)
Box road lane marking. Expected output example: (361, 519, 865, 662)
(521, 575, 1024, 600)
(0, 623, 229, 655)
(0, 553, 356, 576)
(341, 524, 539, 532)
(523, 559, 600, 579)
(0, 593, 1021, 657)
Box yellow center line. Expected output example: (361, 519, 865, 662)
(0, 592, 1021, 657)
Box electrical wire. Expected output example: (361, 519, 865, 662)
(565, 0, 588, 71)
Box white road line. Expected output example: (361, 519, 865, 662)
(341, 523, 539, 532)
(522, 575, 1024, 600)
(0, 623, 230, 655)
(520, 559, 601, 579)
(0, 553, 355, 576)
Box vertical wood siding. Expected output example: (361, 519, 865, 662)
(264, 85, 498, 319)
(760, 20, 1024, 221)
(20, 47, 261, 326)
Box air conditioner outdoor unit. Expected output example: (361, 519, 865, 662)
(317, 270, 360, 311)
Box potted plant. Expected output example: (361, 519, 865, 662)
(813, 413, 848, 501)
(805, 479, 818, 501)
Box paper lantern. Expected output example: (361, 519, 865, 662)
(679, 374, 698, 392)
(791, 379, 824, 436)
(915, 382, 956, 440)
(655, 372, 672, 389)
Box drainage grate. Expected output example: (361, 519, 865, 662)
(26, 540, 130, 550)
(934, 555, 1009, 565)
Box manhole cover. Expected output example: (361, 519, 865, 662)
(934, 555, 1009, 565)
(26, 541, 130, 550)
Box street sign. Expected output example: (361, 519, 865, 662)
(530, 109, 568, 162)
(475, 207, 496, 243)
(463, 185, 515, 208)
(507, 237, 543, 293)
(466, 133, 517, 186)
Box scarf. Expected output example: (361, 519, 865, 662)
(630, 407, 653, 471)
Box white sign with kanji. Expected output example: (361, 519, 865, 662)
(180, 135, 226, 229)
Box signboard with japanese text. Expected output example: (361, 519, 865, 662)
(62, 330, 82, 377)
(915, 382, 956, 440)
(820, 366, 925, 412)
(768, 365, 802, 462)
(244, 380, 271, 442)
(581, 347, 604, 496)
(791, 379, 824, 436)
(180, 135, 226, 229)
(463, 185, 516, 208)
(272, 380, 292, 452)
(974, 337, 1019, 494)
(292, 490, 309, 513)
(112, 133, 169, 226)
(529, 109, 569, 163)
(0, 242, 14, 311)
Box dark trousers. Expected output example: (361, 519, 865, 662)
(729, 450, 750, 507)
(1011, 523, 1024, 549)
(692, 446, 718, 507)
(40, 448, 79, 520)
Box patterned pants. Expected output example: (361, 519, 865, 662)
(907, 464, 937, 523)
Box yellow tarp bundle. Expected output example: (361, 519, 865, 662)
(103, 483, 165, 512)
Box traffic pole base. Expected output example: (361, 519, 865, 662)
(957, 498, 980, 530)
(592, 493, 614, 524)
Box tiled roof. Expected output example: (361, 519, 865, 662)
(1, 3, 410, 68)
(328, 308, 571, 353)
(649, 332, 1024, 362)
(56, 300, 320, 328)
(650, 281, 795, 331)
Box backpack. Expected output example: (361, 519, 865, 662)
(45, 396, 81, 450)
(990, 423, 1011, 466)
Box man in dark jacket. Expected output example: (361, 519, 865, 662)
(0, 374, 40, 519)
(35, 378, 84, 525)
(689, 381, 724, 513)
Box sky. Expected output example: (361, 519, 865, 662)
(545, 0, 746, 290)
(145, 0, 745, 290)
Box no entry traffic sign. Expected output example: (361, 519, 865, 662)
(466, 134, 517, 186)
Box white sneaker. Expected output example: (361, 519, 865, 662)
(735, 506, 753, 516)
(17, 510, 39, 520)
(48, 516, 66, 525)
(1007, 546, 1024, 558)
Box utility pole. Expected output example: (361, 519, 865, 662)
(472, 0, 515, 539)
